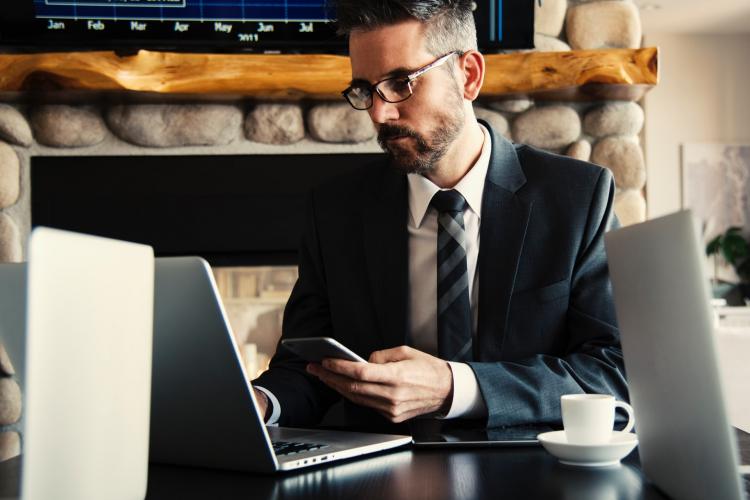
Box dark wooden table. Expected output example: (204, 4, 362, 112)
(2, 430, 748, 500)
(147, 428, 750, 500)
(145, 446, 665, 500)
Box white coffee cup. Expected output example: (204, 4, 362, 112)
(561, 394, 635, 445)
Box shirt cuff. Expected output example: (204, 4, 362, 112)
(253, 385, 281, 426)
(441, 362, 487, 419)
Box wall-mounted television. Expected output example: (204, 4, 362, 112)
(0, 1, 533, 53)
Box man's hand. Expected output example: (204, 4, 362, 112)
(306, 346, 453, 423)
(253, 387, 269, 420)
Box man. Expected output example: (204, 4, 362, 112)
(252, 0, 627, 432)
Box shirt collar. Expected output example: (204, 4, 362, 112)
(407, 123, 491, 228)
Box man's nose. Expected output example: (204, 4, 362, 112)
(367, 93, 400, 124)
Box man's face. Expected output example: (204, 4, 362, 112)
(348, 20, 466, 175)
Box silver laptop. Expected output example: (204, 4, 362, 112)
(11, 227, 155, 500)
(605, 210, 749, 500)
(149, 257, 411, 473)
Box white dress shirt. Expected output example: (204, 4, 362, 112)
(258, 124, 492, 424)
(407, 124, 490, 419)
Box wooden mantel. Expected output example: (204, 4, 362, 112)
(0, 47, 658, 101)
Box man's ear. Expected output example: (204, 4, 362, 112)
(459, 50, 485, 101)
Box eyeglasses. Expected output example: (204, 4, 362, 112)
(342, 51, 463, 110)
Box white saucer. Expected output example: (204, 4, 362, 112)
(537, 431, 639, 467)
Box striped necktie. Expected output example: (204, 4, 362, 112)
(430, 190, 473, 362)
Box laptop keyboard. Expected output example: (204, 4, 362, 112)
(272, 440, 329, 456)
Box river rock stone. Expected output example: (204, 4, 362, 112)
(0, 378, 21, 425)
(534, 34, 572, 52)
(0, 343, 14, 376)
(487, 99, 534, 114)
(0, 432, 20, 462)
(566, 139, 592, 162)
(584, 101, 644, 138)
(614, 189, 646, 226)
(245, 103, 305, 144)
(474, 106, 509, 137)
(307, 103, 375, 143)
(512, 105, 581, 150)
(0, 214, 21, 263)
(535, 0, 568, 37)
(107, 104, 242, 147)
(0, 142, 19, 209)
(30, 105, 107, 148)
(591, 137, 645, 190)
(566, 1, 642, 50)
(0, 105, 32, 147)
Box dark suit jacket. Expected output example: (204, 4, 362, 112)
(254, 122, 628, 432)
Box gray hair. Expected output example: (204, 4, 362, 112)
(334, 0, 478, 55)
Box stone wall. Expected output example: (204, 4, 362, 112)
(0, 344, 21, 462)
(0, 98, 647, 257)
(0, 0, 646, 462)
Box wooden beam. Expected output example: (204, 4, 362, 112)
(484, 47, 658, 94)
(0, 47, 658, 101)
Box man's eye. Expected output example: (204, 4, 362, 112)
(381, 79, 411, 98)
(391, 79, 410, 91)
(349, 86, 371, 98)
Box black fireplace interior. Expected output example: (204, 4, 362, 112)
(31, 153, 383, 266)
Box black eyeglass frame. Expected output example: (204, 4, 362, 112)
(342, 50, 464, 110)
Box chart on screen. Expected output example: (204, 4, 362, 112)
(29, 0, 336, 46)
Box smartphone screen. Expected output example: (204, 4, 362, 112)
(280, 337, 366, 363)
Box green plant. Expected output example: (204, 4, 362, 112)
(706, 226, 750, 283)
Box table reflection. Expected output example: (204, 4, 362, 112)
(147, 447, 667, 500)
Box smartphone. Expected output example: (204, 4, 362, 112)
(280, 337, 367, 363)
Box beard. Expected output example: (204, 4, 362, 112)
(376, 94, 465, 175)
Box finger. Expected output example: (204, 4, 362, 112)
(313, 370, 397, 413)
(306, 362, 324, 377)
(313, 366, 397, 401)
(369, 345, 419, 364)
(377, 400, 442, 423)
(314, 369, 441, 422)
(314, 367, 433, 415)
(345, 392, 398, 414)
(376, 403, 427, 423)
(309, 363, 444, 421)
(321, 358, 394, 384)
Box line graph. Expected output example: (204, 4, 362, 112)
(34, 0, 333, 22)
(47, 0, 185, 6)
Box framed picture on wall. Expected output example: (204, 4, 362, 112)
(681, 143, 750, 283)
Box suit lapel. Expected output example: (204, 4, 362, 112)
(476, 127, 533, 360)
(363, 166, 409, 349)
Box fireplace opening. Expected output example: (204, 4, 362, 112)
(31, 153, 383, 376)
(31, 153, 383, 266)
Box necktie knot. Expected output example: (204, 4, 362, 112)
(430, 190, 467, 214)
